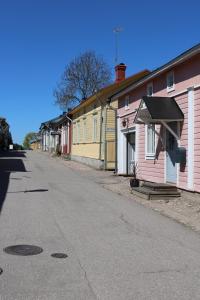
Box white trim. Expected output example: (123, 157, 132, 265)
(147, 82, 153, 96)
(83, 119, 87, 142)
(166, 71, 175, 92)
(177, 122, 181, 187)
(124, 95, 130, 110)
(118, 126, 136, 174)
(93, 115, 98, 142)
(145, 124, 156, 159)
(187, 87, 194, 190)
(135, 124, 139, 162)
(164, 127, 167, 183)
(117, 118, 122, 173)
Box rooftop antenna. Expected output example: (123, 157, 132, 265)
(113, 26, 123, 65)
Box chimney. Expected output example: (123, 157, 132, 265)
(115, 63, 126, 83)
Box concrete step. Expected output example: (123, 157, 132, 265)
(131, 186, 181, 200)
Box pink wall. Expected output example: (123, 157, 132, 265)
(194, 87, 200, 192)
(118, 54, 200, 191)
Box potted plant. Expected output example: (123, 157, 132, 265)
(130, 162, 139, 188)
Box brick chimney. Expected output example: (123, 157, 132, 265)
(115, 63, 126, 83)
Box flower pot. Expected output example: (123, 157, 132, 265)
(130, 178, 139, 188)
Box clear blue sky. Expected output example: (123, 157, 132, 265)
(0, 0, 199, 144)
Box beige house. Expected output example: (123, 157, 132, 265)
(70, 64, 149, 169)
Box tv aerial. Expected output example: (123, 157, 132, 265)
(113, 26, 123, 64)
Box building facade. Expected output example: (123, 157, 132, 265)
(40, 113, 71, 155)
(111, 44, 200, 192)
(70, 65, 149, 169)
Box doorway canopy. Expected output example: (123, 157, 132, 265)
(134, 96, 184, 140)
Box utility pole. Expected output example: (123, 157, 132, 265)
(113, 27, 123, 65)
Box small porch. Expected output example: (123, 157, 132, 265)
(131, 181, 181, 200)
(129, 96, 185, 199)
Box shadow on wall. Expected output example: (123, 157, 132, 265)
(0, 151, 27, 213)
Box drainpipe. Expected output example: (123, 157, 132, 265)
(64, 114, 73, 155)
(106, 97, 118, 174)
(96, 92, 103, 162)
(104, 105, 108, 170)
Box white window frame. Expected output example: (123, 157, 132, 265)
(83, 119, 87, 142)
(147, 82, 153, 96)
(93, 116, 98, 142)
(77, 122, 80, 143)
(125, 95, 130, 110)
(145, 124, 156, 159)
(73, 123, 76, 144)
(167, 71, 175, 92)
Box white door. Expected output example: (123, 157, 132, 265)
(127, 132, 136, 175)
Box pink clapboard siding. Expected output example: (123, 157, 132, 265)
(194, 87, 200, 192)
(137, 124, 165, 183)
(118, 54, 200, 191)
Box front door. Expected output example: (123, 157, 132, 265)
(166, 122, 178, 183)
(127, 132, 135, 175)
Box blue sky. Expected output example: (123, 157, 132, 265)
(0, 0, 200, 144)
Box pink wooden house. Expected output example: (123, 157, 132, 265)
(110, 43, 200, 194)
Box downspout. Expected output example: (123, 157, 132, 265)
(99, 104, 103, 161)
(65, 114, 73, 155)
(97, 93, 103, 162)
(104, 106, 107, 170)
(106, 97, 118, 174)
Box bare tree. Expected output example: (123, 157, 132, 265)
(54, 51, 112, 109)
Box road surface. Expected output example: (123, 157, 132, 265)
(0, 150, 200, 299)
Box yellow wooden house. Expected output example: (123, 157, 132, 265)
(69, 64, 149, 170)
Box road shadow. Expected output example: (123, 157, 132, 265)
(0, 151, 27, 213)
(8, 189, 48, 194)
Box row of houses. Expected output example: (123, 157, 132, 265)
(39, 43, 200, 194)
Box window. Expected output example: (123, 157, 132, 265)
(83, 119, 87, 142)
(93, 116, 98, 142)
(125, 95, 129, 109)
(167, 71, 174, 92)
(77, 122, 80, 143)
(147, 82, 153, 96)
(73, 123, 76, 144)
(145, 124, 155, 159)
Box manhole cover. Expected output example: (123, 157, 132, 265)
(0, 268, 3, 275)
(4, 245, 43, 256)
(51, 253, 68, 259)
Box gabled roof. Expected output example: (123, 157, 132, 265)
(68, 69, 150, 115)
(111, 43, 200, 100)
(134, 96, 184, 124)
(40, 114, 67, 130)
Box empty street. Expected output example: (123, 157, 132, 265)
(1, 151, 200, 299)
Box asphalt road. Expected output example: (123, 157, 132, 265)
(1, 151, 200, 300)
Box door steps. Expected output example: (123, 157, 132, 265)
(131, 182, 181, 200)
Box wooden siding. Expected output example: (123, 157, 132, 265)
(137, 124, 165, 183)
(194, 87, 200, 192)
(71, 98, 117, 169)
(117, 55, 200, 192)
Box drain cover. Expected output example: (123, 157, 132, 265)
(51, 253, 68, 259)
(0, 268, 3, 275)
(4, 245, 43, 256)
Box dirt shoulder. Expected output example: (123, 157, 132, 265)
(43, 152, 200, 233)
